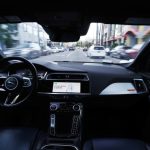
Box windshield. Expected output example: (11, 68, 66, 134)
(0, 22, 149, 64)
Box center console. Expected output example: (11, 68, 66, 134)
(38, 73, 88, 150)
(39, 102, 83, 150)
(49, 102, 82, 138)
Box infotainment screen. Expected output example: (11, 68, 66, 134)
(52, 82, 81, 93)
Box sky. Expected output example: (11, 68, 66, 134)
(80, 23, 96, 41)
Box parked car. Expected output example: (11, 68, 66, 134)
(3, 48, 16, 57)
(87, 45, 106, 58)
(111, 49, 131, 59)
(83, 47, 88, 51)
(57, 46, 65, 52)
(125, 43, 144, 59)
(4, 43, 42, 59)
(49, 47, 59, 53)
(69, 47, 75, 51)
(20, 43, 42, 59)
(0, 43, 5, 57)
(110, 45, 132, 59)
(42, 46, 51, 55)
(109, 45, 131, 55)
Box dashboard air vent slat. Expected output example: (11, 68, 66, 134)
(46, 73, 89, 81)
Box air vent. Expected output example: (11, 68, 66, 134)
(37, 72, 47, 80)
(46, 73, 89, 81)
(37, 75, 43, 80)
(134, 79, 147, 93)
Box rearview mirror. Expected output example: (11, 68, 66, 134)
(44, 27, 80, 42)
(50, 31, 80, 42)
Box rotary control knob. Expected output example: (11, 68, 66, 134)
(73, 104, 80, 111)
(50, 104, 58, 111)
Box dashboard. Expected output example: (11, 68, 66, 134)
(7, 60, 148, 98)
(1, 59, 150, 146)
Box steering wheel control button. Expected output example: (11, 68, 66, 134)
(73, 104, 80, 111)
(23, 78, 32, 87)
(5, 77, 18, 91)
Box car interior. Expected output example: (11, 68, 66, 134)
(0, 1, 150, 150)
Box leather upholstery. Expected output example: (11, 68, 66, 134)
(83, 139, 147, 150)
(0, 128, 39, 150)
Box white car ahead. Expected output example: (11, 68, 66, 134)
(87, 45, 106, 58)
(49, 47, 59, 53)
(57, 47, 65, 52)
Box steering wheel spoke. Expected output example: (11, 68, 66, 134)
(0, 88, 6, 92)
(4, 93, 20, 106)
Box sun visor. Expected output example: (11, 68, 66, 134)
(43, 27, 80, 42)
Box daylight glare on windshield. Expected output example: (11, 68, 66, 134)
(0, 23, 149, 64)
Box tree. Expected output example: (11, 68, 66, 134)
(76, 41, 83, 47)
(0, 24, 17, 48)
(84, 41, 92, 48)
(111, 41, 118, 49)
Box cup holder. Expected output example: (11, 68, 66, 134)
(40, 144, 78, 150)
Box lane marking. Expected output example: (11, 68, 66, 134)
(82, 51, 88, 57)
(66, 51, 76, 58)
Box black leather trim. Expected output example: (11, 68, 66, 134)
(32, 130, 49, 150)
(84, 140, 93, 150)
(83, 139, 148, 150)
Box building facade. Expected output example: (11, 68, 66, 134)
(8, 22, 49, 48)
(100, 24, 150, 48)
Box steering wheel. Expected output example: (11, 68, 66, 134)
(0, 57, 38, 107)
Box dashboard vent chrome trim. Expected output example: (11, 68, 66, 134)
(37, 72, 47, 80)
(100, 82, 137, 95)
(100, 80, 148, 95)
(46, 73, 89, 81)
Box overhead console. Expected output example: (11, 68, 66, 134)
(38, 73, 90, 95)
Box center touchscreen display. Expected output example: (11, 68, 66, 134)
(52, 82, 81, 93)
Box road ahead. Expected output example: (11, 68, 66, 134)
(34, 49, 122, 63)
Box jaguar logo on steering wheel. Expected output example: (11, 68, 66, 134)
(5, 77, 18, 91)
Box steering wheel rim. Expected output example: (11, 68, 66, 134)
(0, 57, 38, 107)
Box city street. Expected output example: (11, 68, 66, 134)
(34, 49, 122, 63)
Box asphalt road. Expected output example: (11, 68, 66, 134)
(34, 49, 122, 63)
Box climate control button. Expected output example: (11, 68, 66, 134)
(73, 104, 80, 111)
